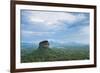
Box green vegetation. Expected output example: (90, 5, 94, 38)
(21, 46, 89, 63)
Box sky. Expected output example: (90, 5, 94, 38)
(21, 10, 90, 44)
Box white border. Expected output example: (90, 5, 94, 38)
(16, 4, 94, 69)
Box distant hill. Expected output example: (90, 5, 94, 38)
(49, 41, 89, 49)
(21, 42, 38, 49)
(21, 41, 89, 49)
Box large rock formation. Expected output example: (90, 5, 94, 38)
(38, 40, 49, 49)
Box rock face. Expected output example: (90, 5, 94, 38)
(38, 40, 49, 49)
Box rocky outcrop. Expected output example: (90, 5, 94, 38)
(38, 40, 49, 49)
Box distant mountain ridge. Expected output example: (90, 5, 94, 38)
(21, 41, 89, 49)
(21, 42, 38, 49)
(49, 41, 88, 48)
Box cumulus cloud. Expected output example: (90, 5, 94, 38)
(28, 11, 87, 26)
(21, 11, 88, 31)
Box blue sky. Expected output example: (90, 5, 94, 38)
(21, 10, 90, 44)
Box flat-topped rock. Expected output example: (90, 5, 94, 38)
(38, 40, 49, 49)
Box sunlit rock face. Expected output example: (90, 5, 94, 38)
(38, 40, 49, 49)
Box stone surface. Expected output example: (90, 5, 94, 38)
(38, 40, 49, 49)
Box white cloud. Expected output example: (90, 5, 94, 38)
(80, 25, 90, 35)
(30, 18, 44, 23)
(28, 11, 87, 30)
(22, 30, 55, 36)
